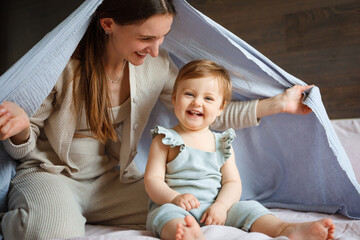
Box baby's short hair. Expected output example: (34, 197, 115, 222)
(172, 59, 232, 107)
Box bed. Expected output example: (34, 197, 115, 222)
(55, 118, 360, 240)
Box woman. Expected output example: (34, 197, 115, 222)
(0, 0, 313, 239)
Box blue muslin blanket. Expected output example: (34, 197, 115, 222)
(1, 0, 359, 228)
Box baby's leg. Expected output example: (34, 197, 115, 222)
(226, 200, 335, 240)
(147, 203, 203, 240)
(174, 215, 205, 240)
(160, 218, 186, 240)
(251, 214, 336, 240)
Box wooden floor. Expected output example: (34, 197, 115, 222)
(1, 0, 359, 119)
(188, 0, 360, 119)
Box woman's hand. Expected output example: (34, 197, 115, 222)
(257, 85, 314, 118)
(0, 101, 30, 144)
(280, 85, 314, 115)
(172, 193, 200, 211)
(200, 202, 228, 226)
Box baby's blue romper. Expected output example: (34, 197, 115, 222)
(146, 126, 272, 237)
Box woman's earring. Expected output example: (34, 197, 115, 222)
(105, 30, 110, 35)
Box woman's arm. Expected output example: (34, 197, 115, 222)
(211, 85, 314, 131)
(0, 60, 75, 159)
(0, 81, 60, 159)
(256, 85, 314, 118)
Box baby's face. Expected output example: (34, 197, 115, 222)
(172, 76, 224, 131)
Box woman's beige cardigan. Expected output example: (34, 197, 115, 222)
(3, 50, 259, 182)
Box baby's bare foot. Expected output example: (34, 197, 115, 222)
(175, 215, 205, 240)
(280, 218, 335, 240)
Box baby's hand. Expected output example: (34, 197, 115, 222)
(200, 202, 227, 225)
(171, 193, 200, 211)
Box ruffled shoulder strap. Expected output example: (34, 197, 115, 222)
(150, 125, 185, 150)
(218, 128, 236, 160)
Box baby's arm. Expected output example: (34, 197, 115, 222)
(200, 146, 242, 225)
(144, 134, 199, 210)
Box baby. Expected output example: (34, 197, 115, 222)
(144, 59, 335, 240)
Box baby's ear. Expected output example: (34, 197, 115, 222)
(171, 94, 176, 106)
(217, 101, 226, 116)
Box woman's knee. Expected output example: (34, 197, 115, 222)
(3, 171, 86, 239)
(2, 206, 85, 240)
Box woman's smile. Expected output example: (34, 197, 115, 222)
(136, 51, 148, 58)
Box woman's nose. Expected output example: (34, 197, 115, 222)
(149, 38, 163, 57)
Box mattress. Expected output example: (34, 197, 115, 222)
(57, 118, 360, 240)
(60, 209, 360, 240)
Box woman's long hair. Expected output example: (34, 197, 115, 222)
(72, 0, 176, 144)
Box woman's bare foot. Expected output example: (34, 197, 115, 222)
(280, 218, 335, 240)
(175, 215, 205, 240)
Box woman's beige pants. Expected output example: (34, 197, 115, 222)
(1, 167, 148, 240)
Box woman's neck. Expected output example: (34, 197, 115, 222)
(103, 54, 127, 76)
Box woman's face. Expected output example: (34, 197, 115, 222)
(104, 14, 173, 66)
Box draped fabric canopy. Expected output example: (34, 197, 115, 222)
(1, 0, 359, 219)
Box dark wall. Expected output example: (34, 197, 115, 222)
(1, 0, 359, 119)
(187, 0, 360, 119)
(0, 0, 83, 74)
